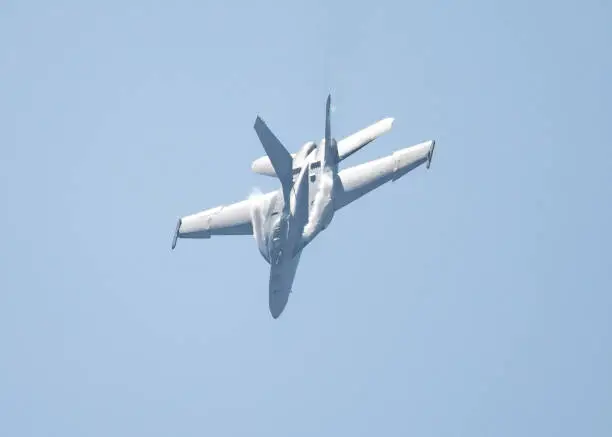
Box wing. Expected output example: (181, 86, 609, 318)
(334, 140, 435, 211)
(172, 198, 253, 249)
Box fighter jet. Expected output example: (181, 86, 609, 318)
(172, 95, 436, 318)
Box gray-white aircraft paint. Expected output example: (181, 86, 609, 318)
(172, 95, 436, 318)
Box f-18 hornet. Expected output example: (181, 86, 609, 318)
(172, 95, 436, 318)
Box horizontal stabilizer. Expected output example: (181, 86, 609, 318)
(253, 117, 293, 182)
(251, 117, 394, 177)
(253, 116, 294, 200)
(336, 117, 394, 161)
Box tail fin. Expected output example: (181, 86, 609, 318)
(325, 94, 332, 149)
(254, 116, 293, 201)
(321, 94, 339, 168)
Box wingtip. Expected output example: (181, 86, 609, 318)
(171, 218, 181, 250)
(426, 140, 436, 169)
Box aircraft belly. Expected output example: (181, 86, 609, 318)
(268, 251, 301, 318)
(174, 92, 436, 319)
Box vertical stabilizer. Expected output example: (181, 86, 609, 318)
(254, 116, 294, 203)
(325, 94, 332, 149)
(321, 94, 339, 169)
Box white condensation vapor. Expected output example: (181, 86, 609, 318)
(303, 171, 333, 237)
(248, 186, 264, 199)
(248, 187, 265, 243)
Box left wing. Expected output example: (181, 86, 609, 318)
(172, 199, 253, 249)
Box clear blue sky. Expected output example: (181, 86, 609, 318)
(2, 1, 611, 435)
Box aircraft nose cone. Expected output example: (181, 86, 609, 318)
(267, 251, 301, 319)
(269, 290, 289, 319)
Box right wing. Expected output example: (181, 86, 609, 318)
(334, 140, 435, 211)
(172, 198, 253, 249)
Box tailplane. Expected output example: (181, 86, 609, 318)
(254, 116, 293, 202)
